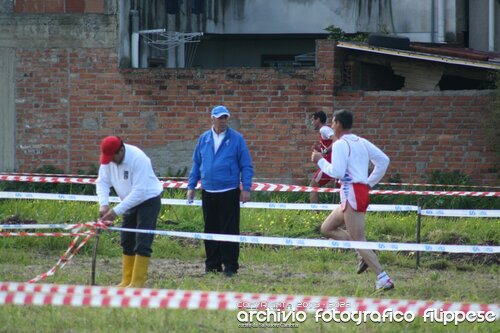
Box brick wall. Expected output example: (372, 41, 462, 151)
(16, 41, 335, 184)
(14, 39, 498, 185)
(333, 91, 498, 185)
(16, 49, 72, 170)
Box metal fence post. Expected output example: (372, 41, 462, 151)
(416, 200, 422, 268)
(91, 229, 101, 285)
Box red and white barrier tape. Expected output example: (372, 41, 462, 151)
(0, 232, 86, 237)
(0, 174, 96, 185)
(1, 174, 499, 197)
(27, 233, 95, 283)
(0, 282, 498, 321)
(378, 182, 500, 189)
(5, 172, 500, 189)
(0, 221, 108, 238)
(18, 222, 104, 283)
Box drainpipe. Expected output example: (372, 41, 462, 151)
(489, 0, 495, 51)
(431, 0, 435, 42)
(131, 10, 140, 68)
(437, 0, 446, 43)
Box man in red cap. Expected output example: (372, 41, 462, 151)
(96, 136, 163, 288)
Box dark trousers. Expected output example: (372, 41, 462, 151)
(202, 188, 240, 273)
(120, 194, 162, 257)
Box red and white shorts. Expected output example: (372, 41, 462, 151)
(312, 169, 334, 186)
(340, 183, 370, 212)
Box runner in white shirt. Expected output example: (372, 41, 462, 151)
(311, 110, 394, 291)
(96, 136, 163, 288)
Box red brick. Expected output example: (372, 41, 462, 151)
(45, 0, 65, 12)
(85, 0, 104, 14)
(66, 0, 84, 13)
(15, 0, 44, 13)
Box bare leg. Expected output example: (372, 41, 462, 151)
(322, 205, 366, 263)
(343, 203, 383, 275)
(320, 205, 350, 240)
(309, 179, 320, 204)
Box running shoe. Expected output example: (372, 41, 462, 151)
(375, 278, 395, 291)
(357, 258, 368, 274)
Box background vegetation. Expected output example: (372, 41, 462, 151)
(0, 169, 498, 332)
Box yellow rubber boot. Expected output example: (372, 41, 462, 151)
(127, 255, 150, 288)
(117, 255, 135, 288)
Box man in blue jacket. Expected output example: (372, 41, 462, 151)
(187, 105, 254, 277)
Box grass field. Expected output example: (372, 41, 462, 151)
(0, 195, 498, 333)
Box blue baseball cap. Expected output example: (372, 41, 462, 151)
(211, 105, 231, 118)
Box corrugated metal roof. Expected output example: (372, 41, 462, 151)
(336, 41, 500, 70)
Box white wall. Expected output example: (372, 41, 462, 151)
(469, 0, 500, 52)
(200, 0, 462, 43)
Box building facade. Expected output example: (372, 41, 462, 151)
(0, 0, 498, 185)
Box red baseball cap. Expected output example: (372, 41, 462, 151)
(100, 136, 122, 164)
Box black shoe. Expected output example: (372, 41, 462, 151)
(205, 267, 223, 274)
(357, 258, 368, 274)
(223, 270, 237, 277)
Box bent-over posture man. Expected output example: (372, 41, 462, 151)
(96, 136, 163, 288)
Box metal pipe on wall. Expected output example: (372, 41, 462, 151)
(437, 0, 446, 43)
(131, 10, 140, 68)
(431, 0, 435, 42)
(489, 0, 495, 51)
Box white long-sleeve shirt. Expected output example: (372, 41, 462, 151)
(96, 144, 163, 216)
(319, 125, 334, 141)
(317, 134, 389, 188)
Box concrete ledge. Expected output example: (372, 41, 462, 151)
(0, 14, 117, 48)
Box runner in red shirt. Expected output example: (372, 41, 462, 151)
(310, 111, 335, 204)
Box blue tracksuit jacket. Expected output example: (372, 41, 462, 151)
(188, 127, 254, 191)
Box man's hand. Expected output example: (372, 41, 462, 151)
(101, 209, 117, 224)
(187, 189, 195, 203)
(311, 142, 322, 152)
(240, 190, 251, 203)
(311, 151, 324, 163)
(99, 205, 110, 219)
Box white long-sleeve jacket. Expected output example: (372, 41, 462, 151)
(317, 134, 389, 188)
(96, 144, 163, 216)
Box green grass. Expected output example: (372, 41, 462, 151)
(0, 198, 499, 333)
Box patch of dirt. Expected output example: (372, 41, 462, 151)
(436, 253, 499, 266)
(1, 215, 37, 224)
(68, 256, 340, 282)
(425, 240, 499, 266)
(68, 256, 206, 278)
(150, 258, 205, 277)
(398, 238, 499, 267)
(161, 219, 180, 226)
